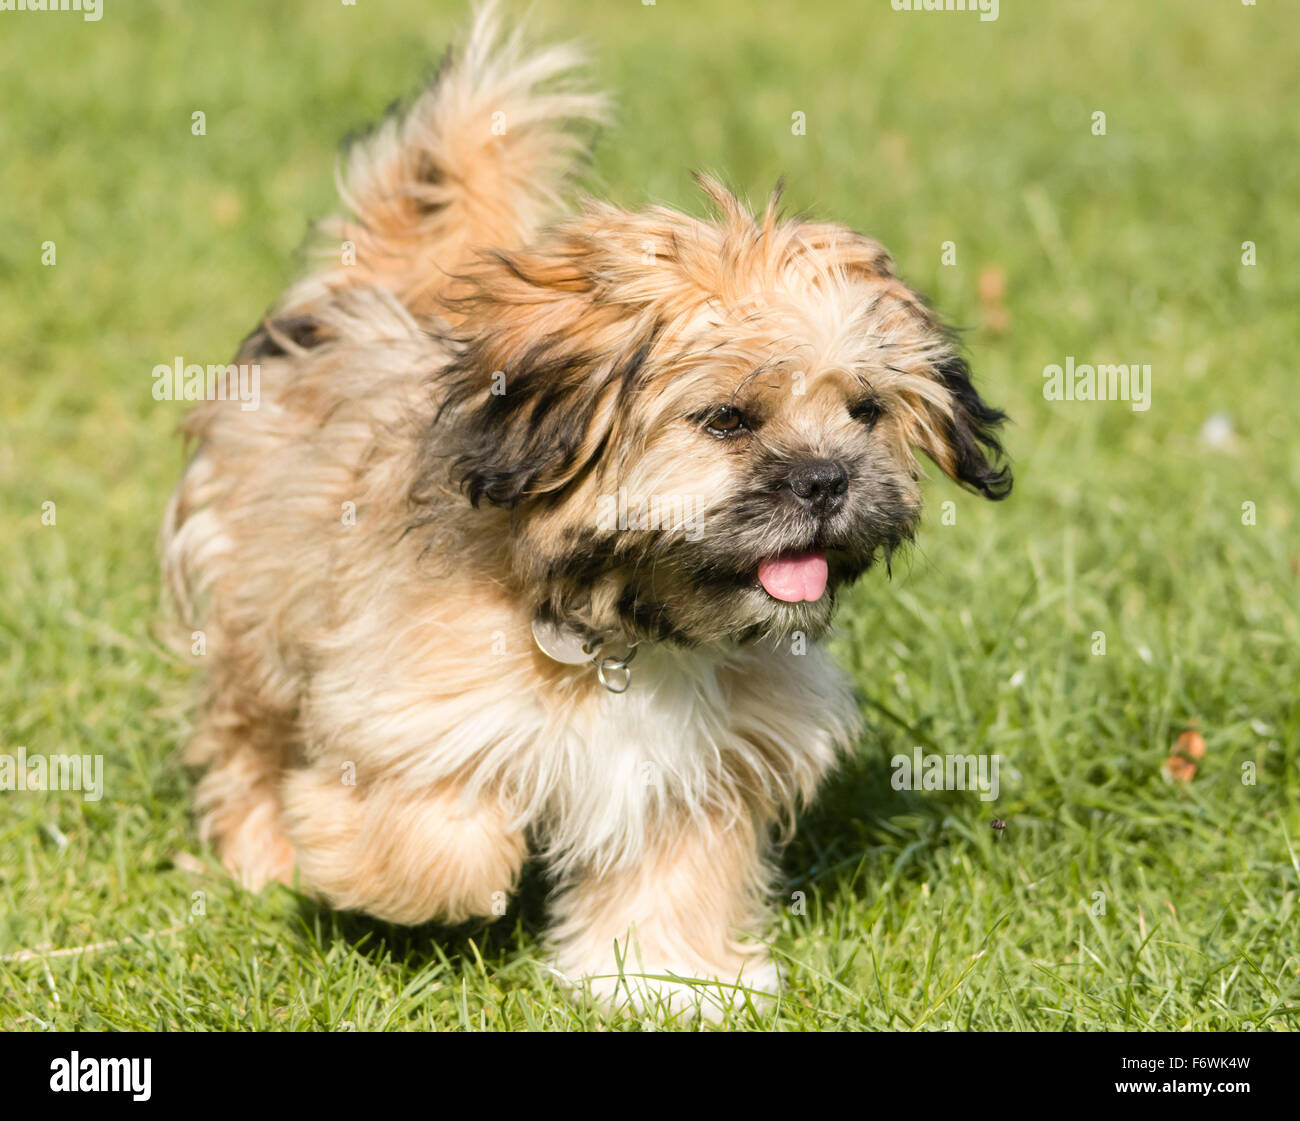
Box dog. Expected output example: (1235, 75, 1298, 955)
(162, 2, 1011, 1017)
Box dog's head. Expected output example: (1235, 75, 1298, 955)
(427, 177, 1010, 646)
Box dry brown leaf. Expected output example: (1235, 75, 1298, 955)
(1175, 728, 1206, 760)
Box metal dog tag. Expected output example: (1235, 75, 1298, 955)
(531, 616, 598, 665)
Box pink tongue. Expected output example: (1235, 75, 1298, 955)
(757, 552, 829, 603)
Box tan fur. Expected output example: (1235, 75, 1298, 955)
(282, 771, 528, 926)
(547, 805, 776, 1016)
(162, 2, 1009, 1019)
(317, 2, 607, 313)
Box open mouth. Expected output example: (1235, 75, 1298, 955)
(756, 550, 829, 603)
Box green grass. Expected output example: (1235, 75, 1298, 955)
(2, 0, 1298, 1031)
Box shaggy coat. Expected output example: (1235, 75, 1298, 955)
(162, 3, 1010, 1016)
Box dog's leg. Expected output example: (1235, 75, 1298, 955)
(188, 703, 298, 892)
(280, 768, 527, 926)
(546, 810, 779, 1019)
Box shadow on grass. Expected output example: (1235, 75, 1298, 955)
(779, 722, 966, 902)
(290, 855, 555, 970)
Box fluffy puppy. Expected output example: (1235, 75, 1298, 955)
(162, 3, 1011, 1016)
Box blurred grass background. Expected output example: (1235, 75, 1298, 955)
(1, 0, 1297, 1030)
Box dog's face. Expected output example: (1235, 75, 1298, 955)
(430, 179, 1010, 646)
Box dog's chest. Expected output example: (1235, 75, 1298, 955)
(516, 643, 851, 867)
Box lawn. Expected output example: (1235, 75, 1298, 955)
(1, 0, 1297, 1031)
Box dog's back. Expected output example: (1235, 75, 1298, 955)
(161, 3, 603, 889)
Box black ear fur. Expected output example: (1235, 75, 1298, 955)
(933, 354, 1013, 500)
(438, 329, 658, 508)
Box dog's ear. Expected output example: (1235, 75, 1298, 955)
(434, 248, 661, 508)
(922, 352, 1013, 500)
(824, 228, 1012, 502)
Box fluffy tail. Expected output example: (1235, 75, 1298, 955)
(315, 2, 607, 313)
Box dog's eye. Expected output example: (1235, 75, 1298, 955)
(851, 396, 885, 428)
(704, 406, 749, 438)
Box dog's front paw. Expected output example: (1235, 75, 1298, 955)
(556, 944, 781, 1023)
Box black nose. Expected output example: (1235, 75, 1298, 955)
(788, 459, 848, 515)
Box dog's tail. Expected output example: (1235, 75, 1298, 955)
(311, 1, 607, 314)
